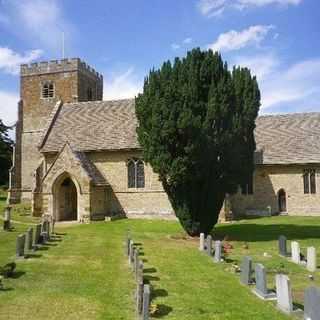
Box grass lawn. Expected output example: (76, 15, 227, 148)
(1, 192, 319, 319)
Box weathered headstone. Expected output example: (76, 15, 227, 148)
(199, 233, 205, 251)
(128, 240, 134, 265)
(253, 263, 276, 300)
(136, 278, 144, 314)
(278, 235, 288, 257)
(34, 223, 42, 246)
(240, 256, 253, 285)
(51, 218, 56, 234)
(206, 235, 212, 256)
(3, 206, 11, 231)
(25, 227, 33, 251)
(142, 284, 150, 320)
(304, 286, 320, 320)
(291, 241, 300, 264)
(134, 248, 139, 274)
(214, 240, 222, 263)
(276, 274, 293, 314)
(16, 234, 26, 259)
(125, 233, 131, 256)
(307, 247, 317, 272)
(137, 260, 144, 284)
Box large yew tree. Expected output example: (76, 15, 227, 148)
(135, 49, 260, 236)
(0, 119, 13, 186)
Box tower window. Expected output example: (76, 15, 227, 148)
(42, 82, 55, 98)
(127, 159, 145, 188)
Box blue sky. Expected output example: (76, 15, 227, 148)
(0, 0, 319, 129)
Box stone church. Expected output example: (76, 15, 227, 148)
(7, 58, 320, 222)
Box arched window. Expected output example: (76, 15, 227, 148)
(87, 87, 93, 101)
(127, 159, 145, 188)
(303, 169, 317, 194)
(42, 82, 55, 98)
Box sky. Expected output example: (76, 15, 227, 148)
(0, 0, 319, 132)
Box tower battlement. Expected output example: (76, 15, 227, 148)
(20, 58, 103, 80)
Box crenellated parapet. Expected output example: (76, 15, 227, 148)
(20, 58, 103, 80)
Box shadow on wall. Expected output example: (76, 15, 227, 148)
(214, 223, 320, 242)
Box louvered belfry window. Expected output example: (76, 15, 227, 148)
(127, 159, 145, 188)
(303, 169, 317, 194)
(42, 82, 55, 98)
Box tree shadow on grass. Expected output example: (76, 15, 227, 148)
(213, 224, 320, 242)
(0, 287, 14, 292)
(26, 253, 42, 259)
(10, 271, 26, 279)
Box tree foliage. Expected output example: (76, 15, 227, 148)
(0, 119, 13, 186)
(135, 49, 260, 236)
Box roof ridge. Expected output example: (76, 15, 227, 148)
(258, 111, 320, 119)
(63, 98, 135, 106)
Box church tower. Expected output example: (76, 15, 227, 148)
(9, 58, 103, 203)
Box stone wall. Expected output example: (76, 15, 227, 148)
(88, 150, 174, 219)
(230, 164, 320, 217)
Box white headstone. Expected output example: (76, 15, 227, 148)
(307, 247, 317, 272)
(291, 241, 300, 264)
(199, 233, 205, 251)
(276, 274, 293, 314)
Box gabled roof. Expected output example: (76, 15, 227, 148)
(40, 98, 320, 165)
(40, 99, 139, 153)
(255, 112, 320, 165)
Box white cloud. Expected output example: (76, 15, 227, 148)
(171, 43, 181, 51)
(209, 25, 273, 52)
(183, 38, 193, 44)
(0, 47, 42, 75)
(198, 0, 302, 17)
(103, 68, 142, 101)
(233, 54, 320, 111)
(0, 0, 74, 54)
(0, 90, 19, 139)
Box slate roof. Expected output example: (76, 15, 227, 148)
(255, 112, 320, 165)
(40, 99, 139, 153)
(40, 98, 320, 165)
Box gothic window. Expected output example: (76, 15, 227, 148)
(127, 159, 145, 188)
(42, 82, 55, 98)
(303, 169, 317, 194)
(87, 87, 93, 101)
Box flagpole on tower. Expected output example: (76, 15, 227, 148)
(62, 32, 65, 59)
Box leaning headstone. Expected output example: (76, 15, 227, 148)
(278, 235, 288, 257)
(3, 206, 11, 231)
(136, 278, 144, 314)
(252, 263, 276, 300)
(34, 224, 42, 246)
(25, 227, 33, 251)
(199, 233, 205, 251)
(240, 256, 253, 285)
(307, 247, 317, 272)
(276, 274, 294, 314)
(291, 241, 300, 264)
(304, 286, 320, 320)
(16, 234, 26, 259)
(214, 241, 222, 263)
(206, 235, 212, 256)
(142, 284, 150, 320)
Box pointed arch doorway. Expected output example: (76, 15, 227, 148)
(53, 174, 79, 221)
(278, 189, 287, 213)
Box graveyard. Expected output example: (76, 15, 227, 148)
(1, 189, 320, 320)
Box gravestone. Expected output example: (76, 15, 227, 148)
(253, 263, 276, 300)
(304, 286, 320, 320)
(16, 234, 26, 259)
(276, 274, 293, 314)
(278, 235, 288, 257)
(41, 221, 49, 242)
(307, 247, 317, 272)
(34, 224, 42, 246)
(240, 256, 253, 285)
(128, 240, 134, 265)
(51, 218, 56, 234)
(199, 233, 205, 251)
(214, 241, 222, 263)
(3, 206, 11, 231)
(137, 260, 144, 284)
(125, 234, 131, 256)
(25, 227, 33, 251)
(134, 248, 139, 274)
(136, 278, 144, 314)
(291, 241, 300, 264)
(142, 284, 150, 320)
(206, 235, 212, 256)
